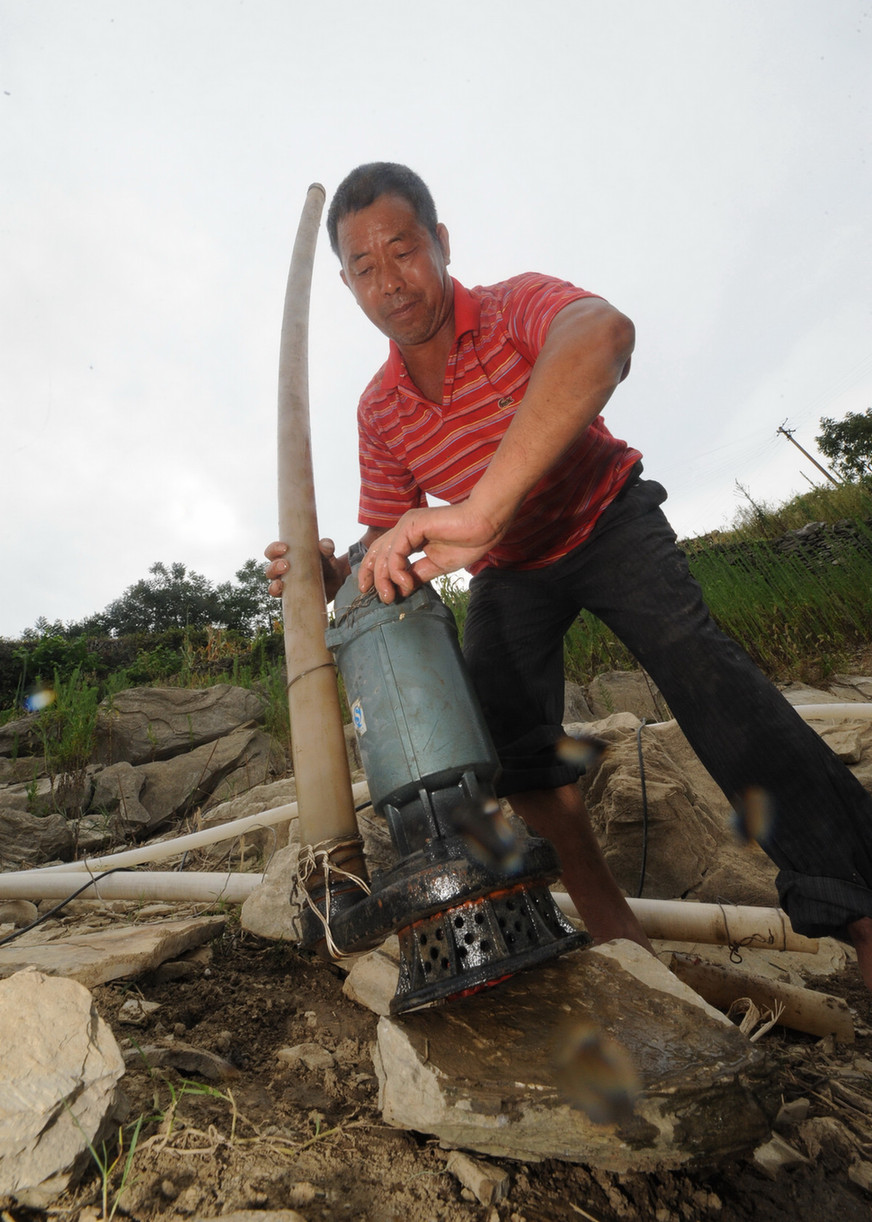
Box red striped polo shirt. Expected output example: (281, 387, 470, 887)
(357, 273, 642, 573)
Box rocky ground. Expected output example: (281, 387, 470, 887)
(4, 653, 872, 1220)
(3, 906, 867, 1222)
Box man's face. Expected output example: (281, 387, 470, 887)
(337, 194, 453, 349)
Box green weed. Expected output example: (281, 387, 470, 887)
(686, 524, 872, 678)
(436, 573, 470, 641)
(65, 1102, 145, 1222)
(25, 767, 40, 815)
(259, 657, 292, 755)
(37, 666, 100, 817)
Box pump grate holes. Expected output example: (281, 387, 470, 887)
(392, 881, 589, 1013)
(405, 885, 578, 992)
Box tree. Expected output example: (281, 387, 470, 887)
(816, 408, 872, 484)
(102, 562, 223, 636)
(21, 559, 278, 643)
(215, 559, 278, 636)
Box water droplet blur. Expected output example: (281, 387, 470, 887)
(444, 797, 523, 874)
(552, 1020, 640, 1125)
(555, 732, 608, 773)
(23, 687, 56, 713)
(730, 786, 774, 846)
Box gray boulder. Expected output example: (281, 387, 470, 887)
(563, 681, 594, 723)
(810, 712, 872, 796)
(0, 716, 43, 759)
(199, 776, 299, 864)
(0, 916, 227, 988)
(373, 941, 774, 1171)
(0, 969, 126, 1207)
(66, 726, 281, 844)
(0, 807, 74, 868)
(88, 760, 151, 832)
(0, 756, 48, 784)
(586, 671, 670, 722)
(240, 841, 303, 942)
(573, 713, 780, 907)
(576, 713, 723, 899)
(94, 684, 268, 765)
(134, 725, 280, 834)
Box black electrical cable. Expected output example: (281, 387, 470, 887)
(0, 866, 136, 948)
(634, 720, 650, 898)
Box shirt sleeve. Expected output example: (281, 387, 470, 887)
(499, 273, 599, 365)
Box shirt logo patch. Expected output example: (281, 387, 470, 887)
(498, 396, 514, 408)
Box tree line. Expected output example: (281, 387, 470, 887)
(1, 560, 282, 712)
(21, 559, 276, 642)
(816, 407, 872, 485)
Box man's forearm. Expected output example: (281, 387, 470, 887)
(353, 301, 634, 601)
(469, 300, 635, 533)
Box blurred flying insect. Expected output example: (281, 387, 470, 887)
(444, 796, 524, 874)
(730, 786, 774, 847)
(555, 732, 609, 774)
(552, 1020, 640, 1126)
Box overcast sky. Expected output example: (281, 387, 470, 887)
(2, 0, 870, 638)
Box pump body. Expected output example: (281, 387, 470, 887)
(308, 554, 589, 1012)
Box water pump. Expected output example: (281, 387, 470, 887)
(300, 545, 589, 1013)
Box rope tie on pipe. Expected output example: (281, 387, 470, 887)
(286, 660, 336, 692)
(716, 899, 777, 963)
(292, 836, 371, 960)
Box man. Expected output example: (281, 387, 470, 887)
(267, 162, 872, 985)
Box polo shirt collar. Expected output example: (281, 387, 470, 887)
(381, 278, 480, 390)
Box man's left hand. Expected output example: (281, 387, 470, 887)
(358, 500, 505, 602)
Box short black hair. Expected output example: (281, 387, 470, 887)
(326, 162, 439, 257)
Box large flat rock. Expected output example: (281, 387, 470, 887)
(0, 916, 226, 988)
(373, 941, 774, 1171)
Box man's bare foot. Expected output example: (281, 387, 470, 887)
(847, 915, 872, 990)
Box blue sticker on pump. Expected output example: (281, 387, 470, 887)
(351, 699, 367, 736)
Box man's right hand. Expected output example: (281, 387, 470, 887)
(264, 538, 348, 605)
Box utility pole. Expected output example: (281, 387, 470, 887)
(776, 422, 840, 485)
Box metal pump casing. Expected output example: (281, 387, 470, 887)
(326, 557, 499, 856)
(318, 551, 589, 1012)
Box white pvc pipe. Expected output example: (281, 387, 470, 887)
(0, 871, 261, 904)
(553, 892, 818, 953)
(0, 868, 816, 956)
(793, 702, 872, 720)
(12, 782, 371, 879)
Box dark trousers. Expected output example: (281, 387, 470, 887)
(463, 472, 872, 936)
